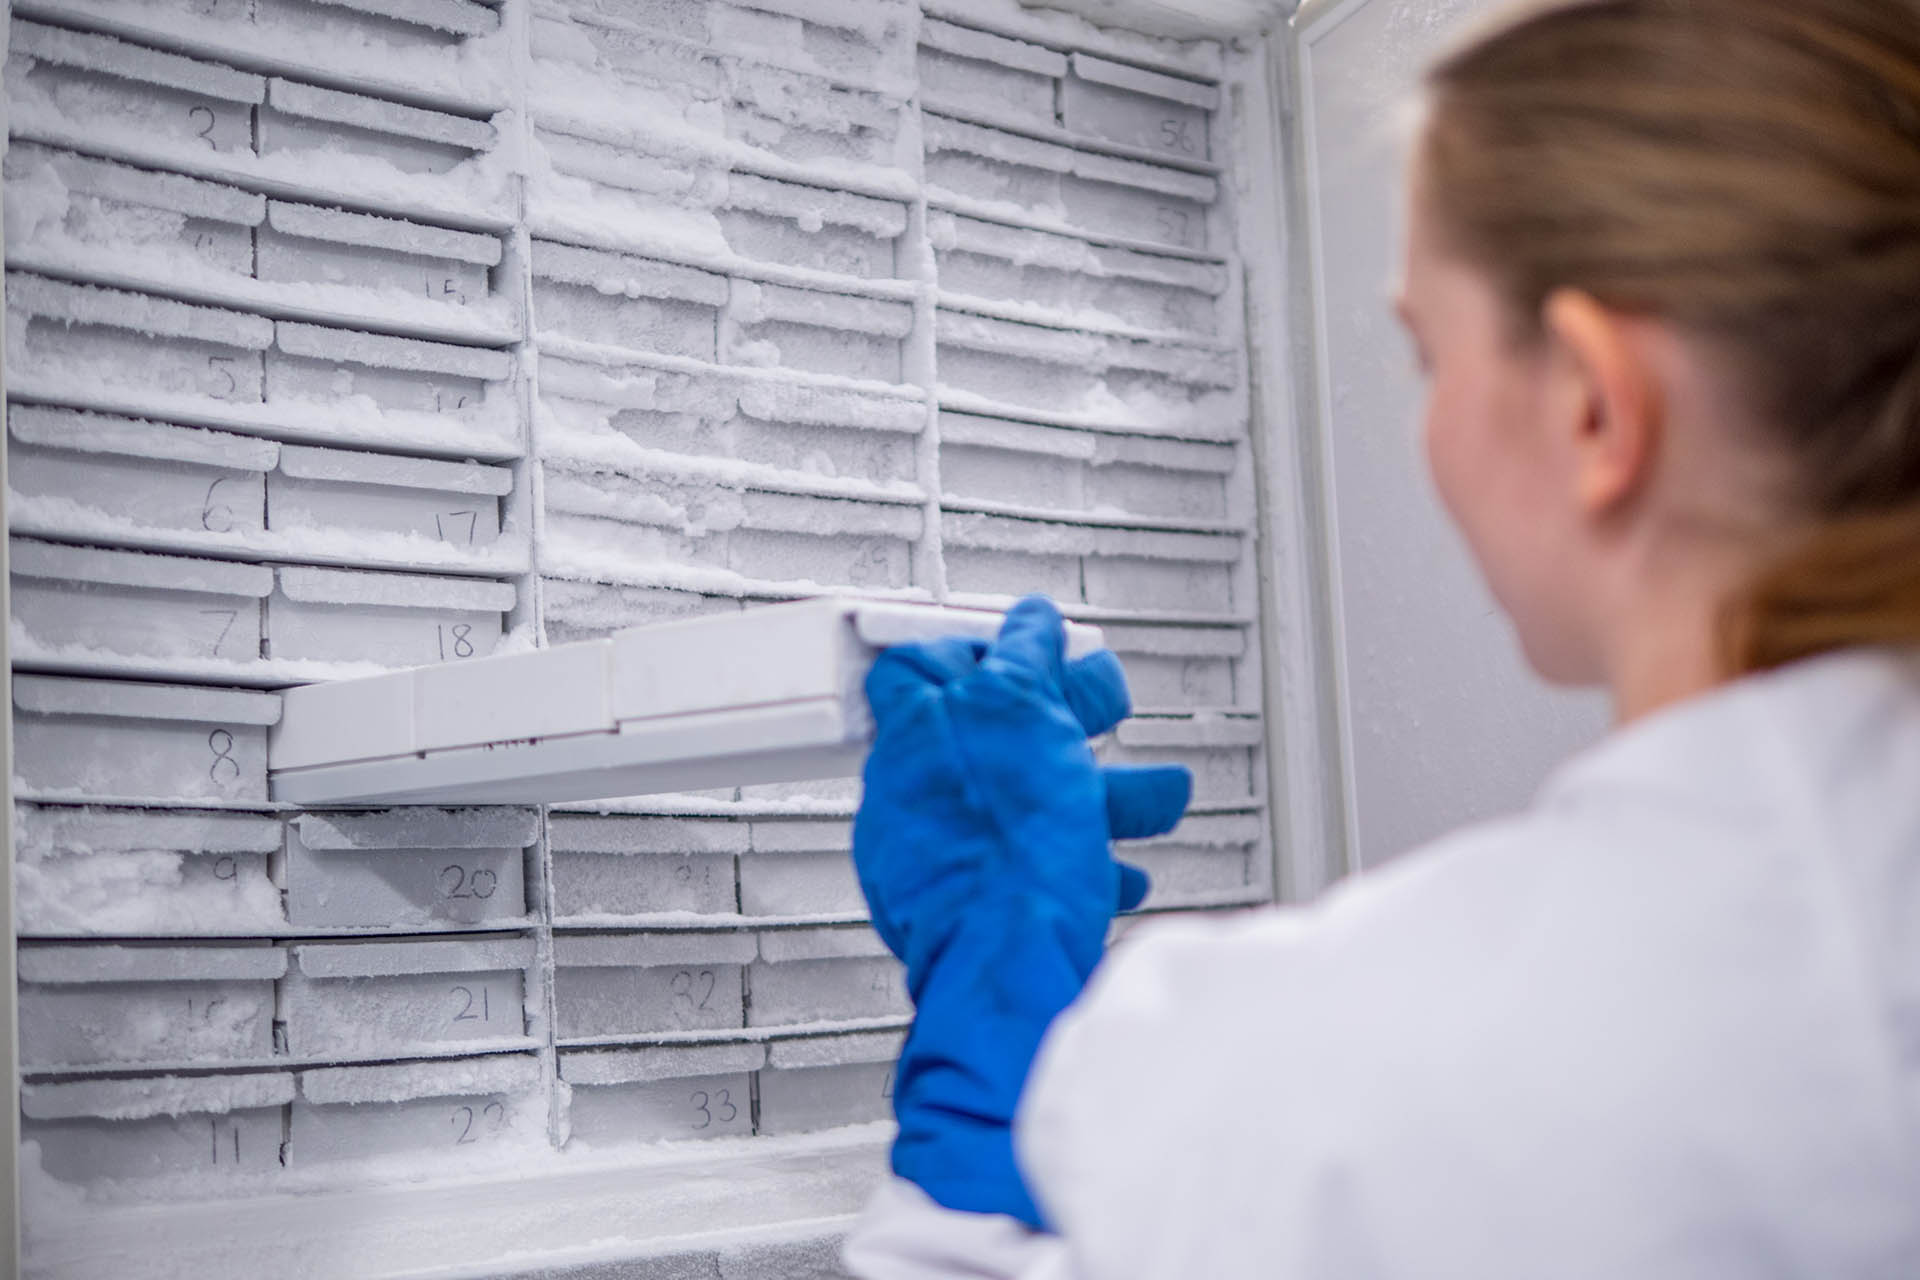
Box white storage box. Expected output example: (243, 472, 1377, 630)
(738, 820, 862, 919)
(7, 406, 277, 538)
(10, 19, 265, 158)
(758, 1029, 905, 1136)
(9, 538, 271, 665)
(289, 1054, 543, 1166)
(17, 943, 286, 1069)
(918, 18, 1065, 132)
(530, 242, 726, 360)
(1124, 810, 1268, 909)
(265, 322, 511, 419)
(258, 77, 495, 175)
(939, 411, 1238, 523)
(4, 143, 263, 278)
(269, 597, 1100, 807)
(265, 565, 515, 666)
(8, 273, 271, 404)
(280, 935, 535, 1060)
(552, 932, 755, 1041)
(267, 444, 512, 548)
(14, 805, 285, 938)
(560, 1042, 763, 1146)
(21, 1072, 293, 1187)
(1106, 714, 1265, 806)
(722, 280, 913, 383)
(1061, 54, 1218, 162)
(1102, 621, 1251, 709)
(747, 926, 906, 1029)
(258, 200, 502, 311)
(547, 814, 742, 922)
(944, 512, 1243, 615)
(539, 580, 744, 647)
(284, 807, 537, 929)
(11, 676, 280, 803)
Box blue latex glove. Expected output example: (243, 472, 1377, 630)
(853, 595, 1193, 1228)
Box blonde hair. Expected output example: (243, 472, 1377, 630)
(1421, 0, 1920, 674)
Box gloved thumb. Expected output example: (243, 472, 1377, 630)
(1102, 764, 1192, 840)
(1116, 861, 1151, 913)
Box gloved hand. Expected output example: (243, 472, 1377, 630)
(853, 595, 1192, 1229)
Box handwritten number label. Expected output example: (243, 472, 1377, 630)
(881, 1069, 895, 1100)
(206, 355, 239, 399)
(670, 969, 717, 1012)
(208, 1117, 241, 1165)
(201, 608, 240, 656)
(213, 855, 239, 882)
(451, 1100, 507, 1144)
(450, 984, 492, 1023)
(207, 729, 242, 784)
(188, 105, 219, 150)
(1154, 206, 1193, 245)
(434, 511, 479, 545)
(689, 1088, 735, 1131)
(1158, 117, 1197, 154)
(439, 864, 498, 900)
(200, 477, 237, 532)
(437, 623, 477, 660)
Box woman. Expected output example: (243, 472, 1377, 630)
(843, 0, 1920, 1275)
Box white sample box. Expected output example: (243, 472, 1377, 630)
(21, 1071, 293, 1187)
(265, 565, 515, 667)
(267, 444, 512, 548)
(284, 807, 537, 929)
(747, 926, 906, 1029)
(938, 411, 1238, 523)
(716, 172, 906, 280)
(7, 406, 277, 538)
(1124, 810, 1267, 908)
(280, 935, 535, 1060)
(722, 280, 913, 384)
(14, 805, 285, 938)
(531, 241, 726, 361)
(8, 272, 272, 404)
(265, 322, 511, 420)
(918, 18, 1065, 131)
(1105, 714, 1266, 806)
(547, 814, 743, 922)
(561, 1042, 763, 1146)
(738, 820, 862, 918)
(11, 675, 280, 804)
(1061, 54, 1217, 162)
(17, 943, 286, 1070)
(269, 597, 1101, 807)
(758, 1029, 905, 1136)
(1102, 621, 1250, 709)
(552, 932, 755, 1041)
(258, 200, 502, 312)
(9, 538, 271, 665)
(289, 1053, 543, 1166)
(258, 76, 495, 176)
(943, 512, 1243, 615)
(5, 143, 264, 278)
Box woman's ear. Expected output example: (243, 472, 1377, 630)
(1541, 288, 1662, 519)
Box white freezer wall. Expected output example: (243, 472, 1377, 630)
(1293, 0, 1608, 866)
(0, 0, 1281, 1274)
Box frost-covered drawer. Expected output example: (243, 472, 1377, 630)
(265, 565, 515, 666)
(266, 322, 512, 421)
(940, 412, 1237, 523)
(9, 539, 270, 666)
(17, 943, 286, 1070)
(943, 513, 1242, 615)
(1104, 621, 1250, 708)
(267, 444, 512, 548)
(280, 935, 535, 1059)
(724, 281, 914, 383)
(758, 1029, 903, 1136)
(1061, 54, 1217, 162)
(258, 201, 504, 312)
(930, 211, 1228, 338)
(935, 309, 1238, 425)
(1124, 810, 1267, 909)
(10, 676, 280, 803)
(716, 173, 907, 280)
(21, 1071, 293, 1188)
(552, 932, 755, 1040)
(8, 274, 272, 404)
(917, 18, 1064, 130)
(539, 579, 743, 646)
(547, 814, 741, 922)
(747, 926, 906, 1028)
(8, 19, 265, 158)
(925, 116, 1217, 252)
(4, 143, 264, 278)
(259, 77, 496, 175)
(14, 806, 285, 938)
(7, 408, 277, 540)
(537, 354, 925, 489)
(560, 1041, 761, 1146)
(531, 242, 726, 360)
(289, 1054, 543, 1167)
(1105, 715, 1265, 806)
(738, 819, 861, 918)
(284, 807, 537, 929)
(542, 464, 923, 592)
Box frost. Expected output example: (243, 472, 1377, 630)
(10, 273, 273, 349)
(298, 1052, 540, 1106)
(275, 564, 517, 611)
(21, 1072, 294, 1122)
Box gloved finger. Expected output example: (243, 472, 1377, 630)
(985, 595, 1067, 689)
(865, 636, 990, 719)
(1116, 861, 1152, 913)
(1062, 649, 1131, 738)
(1102, 764, 1192, 840)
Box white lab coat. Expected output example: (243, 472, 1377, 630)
(844, 648, 1920, 1279)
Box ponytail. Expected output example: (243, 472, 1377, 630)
(1724, 503, 1920, 674)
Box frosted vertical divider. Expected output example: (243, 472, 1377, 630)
(1, 149, 24, 1278)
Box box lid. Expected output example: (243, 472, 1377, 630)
(559, 1041, 765, 1087)
(10, 538, 274, 597)
(21, 1071, 294, 1121)
(765, 1028, 905, 1070)
(15, 805, 281, 856)
(275, 565, 516, 612)
(8, 405, 279, 471)
(293, 806, 540, 852)
(18, 943, 286, 984)
(298, 1052, 539, 1106)
(552, 931, 756, 969)
(266, 77, 494, 150)
(276, 442, 512, 496)
(755, 926, 891, 964)
(14, 20, 265, 103)
(274, 321, 510, 382)
(12, 675, 281, 726)
(266, 200, 502, 265)
(292, 935, 533, 978)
